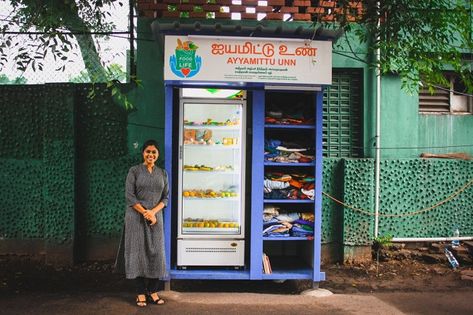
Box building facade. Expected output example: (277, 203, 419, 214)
(0, 1, 472, 267)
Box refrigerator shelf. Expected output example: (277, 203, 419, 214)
(184, 144, 240, 149)
(184, 170, 239, 174)
(265, 124, 315, 129)
(182, 227, 240, 233)
(264, 162, 315, 167)
(183, 198, 240, 202)
(263, 236, 313, 241)
(184, 125, 240, 130)
(263, 199, 314, 203)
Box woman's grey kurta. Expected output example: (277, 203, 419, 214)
(117, 164, 169, 279)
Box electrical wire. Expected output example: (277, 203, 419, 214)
(429, 83, 473, 97)
(333, 50, 473, 97)
(76, 111, 473, 150)
(2, 8, 473, 96)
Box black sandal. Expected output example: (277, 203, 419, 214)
(136, 294, 147, 307)
(148, 292, 165, 305)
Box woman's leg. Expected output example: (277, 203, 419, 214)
(147, 278, 164, 304)
(135, 277, 147, 307)
(135, 277, 147, 294)
(147, 278, 159, 293)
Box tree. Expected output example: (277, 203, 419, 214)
(0, 0, 139, 108)
(2, 1, 471, 96)
(0, 0, 128, 84)
(327, 0, 473, 93)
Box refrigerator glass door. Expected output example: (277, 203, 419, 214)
(178, 99, 245, 238)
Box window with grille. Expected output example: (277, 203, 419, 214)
(323, 70, 363, 158)
(419, 73, 472, 114)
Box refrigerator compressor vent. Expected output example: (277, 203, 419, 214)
(186, 247, 237, 253)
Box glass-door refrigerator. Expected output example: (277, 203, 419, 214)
(177, 90, 245, 267)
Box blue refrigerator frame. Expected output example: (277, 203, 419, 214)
(163, 82, 325, 284)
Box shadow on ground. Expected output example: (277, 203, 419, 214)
(1, 243, 472, 296)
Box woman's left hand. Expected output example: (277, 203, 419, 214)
(143, 210, 155, 221)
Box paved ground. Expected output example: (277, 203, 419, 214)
(1, 251, 472, 314)
(1, 289, 473, 315)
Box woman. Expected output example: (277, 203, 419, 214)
(116, 139, 168, 307)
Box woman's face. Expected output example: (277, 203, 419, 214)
(143, 145, 159, 165)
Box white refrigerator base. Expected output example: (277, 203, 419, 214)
(177, 239, 244, 267)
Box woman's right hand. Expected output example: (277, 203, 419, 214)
(143, 210, 157, 225)
(147, 215, 157, 226)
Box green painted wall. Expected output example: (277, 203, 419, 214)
(332, 28, 473, 159)
(1, 83, 472, 260)
(339, 159, 473, 245)
(378, 159, 473, 238)
(0, 85, 75, 245)
(126, 19, 167, 154)
(380, 75, 419, 158)
(321, 159, 344, 244)
(0, 84, 134, 262)
(342, 159, 375, 245)
(73, 86, 136, 242)
(1, 18, 473, 263)
(332, 26, 376, 158)
(381, 75, 473, 158)
(418, 114, 473, 156)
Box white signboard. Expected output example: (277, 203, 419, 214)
(164, 35, 332, 85)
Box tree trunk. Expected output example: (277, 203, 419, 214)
(63, 10, 108, 82)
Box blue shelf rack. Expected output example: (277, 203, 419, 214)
(164, 84, 324, 284)
(251, 89, 324, 284)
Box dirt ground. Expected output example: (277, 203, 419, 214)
(320, 242, 473, 294)
(1, 242, 472, 296)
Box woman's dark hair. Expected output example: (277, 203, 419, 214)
(141, 139, 160, 153)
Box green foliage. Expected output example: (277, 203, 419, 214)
(68, 63, 138, 110)
(373, 234, 393, 250)
(69, 63, 127, 83)
(1, 0, 137, 109)
(1, 1, 124, 78)
(373, 234, 393, 275)
(4, 0, 471, 101)
(324, 0, 473, 94)
(0, 74, 27, 84)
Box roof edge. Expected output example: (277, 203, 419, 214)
(151, 20, 343, 43)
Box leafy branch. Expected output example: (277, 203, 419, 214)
(318, 0, 473, 94)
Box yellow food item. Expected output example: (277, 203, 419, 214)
(183, 191, 190, 197)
